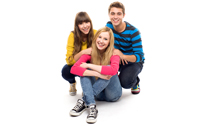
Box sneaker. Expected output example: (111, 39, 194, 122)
(86, 105, 98, 124)
(69, 82, 77, 96)
(69, 99, 86, 116)
(131, 84, 140, 94)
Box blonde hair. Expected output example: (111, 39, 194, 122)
(91, 27, 114, 65)
(108, 1, 125, 14)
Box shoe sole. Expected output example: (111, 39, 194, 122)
(86, 118, 97, 124)
(69, 108, 86, 117)
(131, 89, 140, 94)
(69, 92, 77, 96)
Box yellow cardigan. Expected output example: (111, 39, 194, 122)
(65, 29, 97, 65)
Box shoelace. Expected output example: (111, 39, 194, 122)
(88, 108, 96, 117)
(73, 102, 83, 111)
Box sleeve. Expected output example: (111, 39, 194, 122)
(70, 54, 91, 76)
(65, 32, 76, 65)
(101, 55, 120, 75)
(131, 29, 144, 63)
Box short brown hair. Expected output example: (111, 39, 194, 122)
(108, 1, 125, 14)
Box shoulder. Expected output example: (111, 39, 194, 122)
(124, 21, 141, 35)
(68, 31, 74, 39)
(93, 29, 97, 35)
(67, 32, 75, 45)
(124, 21, 137, 30)
(106, 21, 114, 29)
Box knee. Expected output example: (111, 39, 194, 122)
(120, 77, 136, 89)
(107, 95, 121, 102)
(106, 91, 122, 102)
(120, 81, 132, 89)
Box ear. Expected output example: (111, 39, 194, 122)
(123, 13, 125, 18)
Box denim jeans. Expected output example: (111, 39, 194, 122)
(119, 62, 143, 89)
(80, 74, 122, 106)
(61, 64, 76, 83)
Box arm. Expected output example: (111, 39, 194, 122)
(113, 49, 136, 63)
(70, 54, 91, 76)
(80, 55, 120, 75)
(101, 55, 120, 75)
(66, 32, 76, 65)
(74, 47, 92, 61)
(83, 70, 112, 80)
(113, 34, 144, 64)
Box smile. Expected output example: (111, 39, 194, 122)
(97, 42, 105, 48)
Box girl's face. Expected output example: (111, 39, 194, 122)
(78, 22, 91, 35)
(96, 32, 110, 53)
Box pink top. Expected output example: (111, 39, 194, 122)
(70, 54, 120, 76)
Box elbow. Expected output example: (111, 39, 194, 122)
(70, 66, 75, 74)
(110, 69, 119, 76)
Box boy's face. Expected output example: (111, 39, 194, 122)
(109, 7, 125, 27)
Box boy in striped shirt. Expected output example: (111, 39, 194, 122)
(106, 1, 145, 94)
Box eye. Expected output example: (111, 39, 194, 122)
(98, 36, 101, 38)
(111, 12, 115, 15)
(117, 12, 122, 15)
(104, 38, 108, 40)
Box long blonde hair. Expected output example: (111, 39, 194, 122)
(91, 27, 114, 65)
(68, 12, 94, 63)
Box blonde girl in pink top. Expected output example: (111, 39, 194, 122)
(69, 27, 122, 124)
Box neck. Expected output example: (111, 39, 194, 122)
(81, 34, 87, 42)
(114, 22, 126, 33)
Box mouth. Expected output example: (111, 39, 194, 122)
(82, 27, 89, 33)
(97, 42, 105, 48)
(112, 19, 119, 23)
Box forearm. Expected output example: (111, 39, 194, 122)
(82, 70, 111, 80)
(122, 54, 137, 63)
(74, 50, 84, 62)
(87, 64, 102, 73)
(82, 70, 100, 76)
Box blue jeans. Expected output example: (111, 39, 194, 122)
(119, 62, 143, 89)
(80, 74, 122, 106)
(61, 64, 76, 83)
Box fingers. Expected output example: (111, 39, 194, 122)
(122, 59, 125, 65)
(124, 59, 128, 64)
(121, 59, 128, 65)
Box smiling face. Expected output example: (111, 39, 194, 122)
(78, 21, 91, 35)
(96, 32, 110, 53)
(109, 7, 125, 27)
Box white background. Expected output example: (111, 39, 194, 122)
(0, 0, 200, 125)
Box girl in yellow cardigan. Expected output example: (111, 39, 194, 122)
(62, 12, 97, 96)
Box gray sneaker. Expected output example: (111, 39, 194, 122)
(69, 99, 86, 116)
(86, 105, 98, 124)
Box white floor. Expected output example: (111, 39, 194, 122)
(1, 0, 200, 125)
(1, 63, 200, 126)
(62, 76, 200, 126)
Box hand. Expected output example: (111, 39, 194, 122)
(113, 49, 123, 57)
(80, 62, 88, 68)
(121, 59, 128, 65)
(99, 74, 112, 80)
(113, 49, 128, 65)
(83, 47, 92, 55)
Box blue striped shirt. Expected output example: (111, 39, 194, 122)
(106, 21, 145, 63)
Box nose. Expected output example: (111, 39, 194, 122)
(83, 22, 87, 27)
